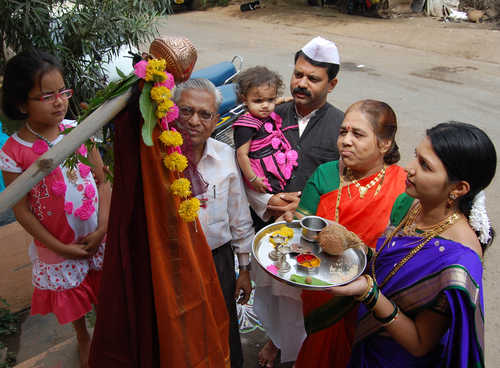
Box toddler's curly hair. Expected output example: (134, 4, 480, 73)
(235, 66, 284, 102)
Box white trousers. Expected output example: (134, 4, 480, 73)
(252, 266, 306, 363)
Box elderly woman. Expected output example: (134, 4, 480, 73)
(331, 122, 495, 367)
(257, 100, 407, 368)
(292, 100, 408, 368)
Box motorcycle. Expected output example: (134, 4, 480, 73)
(190, 55, 245, 148)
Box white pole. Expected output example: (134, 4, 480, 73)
(0, 90, 131, 213)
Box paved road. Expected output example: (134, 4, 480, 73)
(158, 7, 500, 366)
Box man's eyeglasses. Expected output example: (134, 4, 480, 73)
(30, 89, 73, 103)
(178, 106, 215, 122)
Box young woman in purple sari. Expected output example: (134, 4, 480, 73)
(327, 121, 496, 368)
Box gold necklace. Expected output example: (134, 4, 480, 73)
(334, 173, 344, 222)
(371, 202, 459, 289)
(347, 166, 386, 199)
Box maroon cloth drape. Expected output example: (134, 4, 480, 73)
(89, 96, 159, 367)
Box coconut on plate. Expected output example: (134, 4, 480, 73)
(318, 222, 363, 255)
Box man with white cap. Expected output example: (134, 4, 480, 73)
(276, 36, 343, 192)
(249, 37, 344, 367)
(247, 36, 343, 220)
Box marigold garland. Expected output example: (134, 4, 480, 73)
(156, 99, 175, 119)
(178, 198, 201, 222)
(145, 59, 167, 83)
(163, 152, 188, 172)
(135, 58, 200, 223)
(151, 86, 172, 103)
(170, 178, 192, 198)
(159, 130, 183, 147)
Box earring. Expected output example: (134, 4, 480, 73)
(447, 193, 457, 208)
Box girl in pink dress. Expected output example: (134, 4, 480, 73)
(233, 66, 298, 193)
(0, 49, 111, 368)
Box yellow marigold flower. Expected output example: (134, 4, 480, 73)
(156, 99, 174, 119)
(278, 226, 294, 238)
(144, 59, 167, 82)
(150, 86, 172, 103)
(146, 70, 167, 83)
(170, 178, 192, 198)
(159, 130, 183, 147)
(148, 59, 166, 72)
(163, 152, 188, 172)
(178, 198, 200, 222)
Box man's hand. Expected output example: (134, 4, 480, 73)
(234, 269, 252, 305)
(275, 210, 296, 223)
(267, 191, 301, 218)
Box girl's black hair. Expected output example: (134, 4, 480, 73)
(427, 121, 497, 250)
(235, 66, 284, 102)
(2, 49, 63, 120)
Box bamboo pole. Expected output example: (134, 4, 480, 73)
(0, 90, 131, 213)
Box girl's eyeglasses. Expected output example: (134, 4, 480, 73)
(30, 89, 73, 103)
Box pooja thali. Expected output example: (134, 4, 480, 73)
(252, 220, 367, 290)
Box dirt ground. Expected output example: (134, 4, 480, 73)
(199, 0, 500, 64)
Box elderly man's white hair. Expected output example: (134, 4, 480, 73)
(173, 78, 223, 111)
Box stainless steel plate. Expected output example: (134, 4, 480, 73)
(252, 220, 367, 290)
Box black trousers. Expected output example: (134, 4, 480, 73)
(212, 242, 244, 368)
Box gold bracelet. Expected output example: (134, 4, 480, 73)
(383, 308, 399, 327)
(373, 299, 399, 326)
(354, 275, 373, 301)
(364, 283, 379, 308)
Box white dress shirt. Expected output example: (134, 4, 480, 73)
(297, 108, 317, 137)
(196, 138, 254, 266)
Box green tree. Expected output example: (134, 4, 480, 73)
(0, 0, 170, 118)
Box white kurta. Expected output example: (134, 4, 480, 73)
(246, 189, 307, 363)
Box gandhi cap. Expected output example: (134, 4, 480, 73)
(301, 36, 340, 65)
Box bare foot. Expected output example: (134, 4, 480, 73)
(258, 339, 279, 368)
(72, 316, 91, 368)
(77, 333, 91, 368)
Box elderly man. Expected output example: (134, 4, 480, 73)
(248, 36, 344, 367)
(172, 78, 254, 368)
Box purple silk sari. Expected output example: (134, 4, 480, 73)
(348, 236, 484, 368)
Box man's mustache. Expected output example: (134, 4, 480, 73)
(292, 87, 311, 97)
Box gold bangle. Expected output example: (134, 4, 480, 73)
(355, 275, 373, 301)
(373, 299, 399, 326)
(382, 307, 399, 327)
(364, 283, 379, 308)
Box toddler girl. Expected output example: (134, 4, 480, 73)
(233, 66, 298, 193)
(0, 49, 111, 368)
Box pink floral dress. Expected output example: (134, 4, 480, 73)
(0, 121, 104, 324)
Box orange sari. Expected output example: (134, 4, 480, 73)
(140, 127, 230, 368)
(295, 161, 406, 368)
(89, 102, 229, 367)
